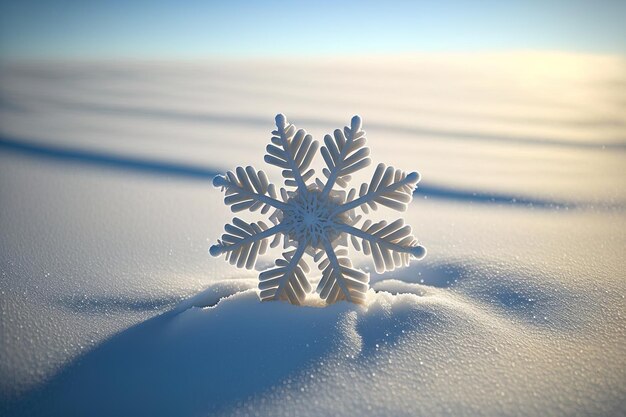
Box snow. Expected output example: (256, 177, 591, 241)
(1, 52, 625, 416)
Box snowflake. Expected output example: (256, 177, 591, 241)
(210, 114, 426, 305)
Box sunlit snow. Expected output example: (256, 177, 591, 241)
(0, 52, 625, 416)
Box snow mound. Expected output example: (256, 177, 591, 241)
(5, 272, 623, 417)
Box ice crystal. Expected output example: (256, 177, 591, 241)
(210, 114, 426, 305)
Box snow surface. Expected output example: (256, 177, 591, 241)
(1, 52, 625, 416)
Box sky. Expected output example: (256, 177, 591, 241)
(0, 0, 625, 60)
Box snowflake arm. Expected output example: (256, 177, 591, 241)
(259, 244, 310, 305)
(334, 164, 420, 215)
(320, 115, 371, 198)
(210, 219, 287, 269)
(265, 114, 318, 193)
(340, 220, 426, 273)
(317, 237, 369, 304)
(213, 166, 288, 212)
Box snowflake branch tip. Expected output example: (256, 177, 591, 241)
(411, 245, 427, 260)
(406, 171, 420, 184)
(212, 174, 227, 188)
(275, 113, 287, 128)
(209, 244, 222, 256)
(350, 115, 362, 132)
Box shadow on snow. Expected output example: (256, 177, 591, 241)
(0, 136, 585, 209)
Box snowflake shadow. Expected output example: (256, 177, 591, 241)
(9, 291, 355, 417)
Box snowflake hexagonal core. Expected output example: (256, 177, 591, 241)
(282, 190, 347, 248)
(210, 114, 426, 305)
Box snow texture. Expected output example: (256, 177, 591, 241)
(1, 53, 625, 416)
(210, 114, 425, 305)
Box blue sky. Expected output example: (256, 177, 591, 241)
(1, 0, 625, 60)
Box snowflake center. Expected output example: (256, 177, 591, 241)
(303, 212, 318, 226)
(283, 189, 345, 248)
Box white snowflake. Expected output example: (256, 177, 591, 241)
(210, 114, 426, 305)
